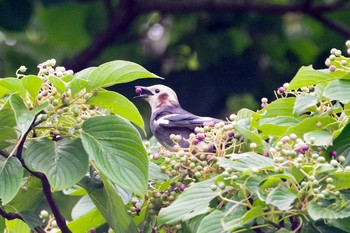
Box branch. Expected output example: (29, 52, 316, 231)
(0, 207, 46, 233)
(310, 13, 350, 38)
(15, 121, 72, 233)
(64, 0, 350, 71)
(63, 0, 137, 71)
(0, 208, 23, 221)
(134, 0, 350, 14)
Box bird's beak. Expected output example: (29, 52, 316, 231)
(134, 86, 154, 99)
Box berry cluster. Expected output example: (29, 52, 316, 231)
(18, 59, 104, 139)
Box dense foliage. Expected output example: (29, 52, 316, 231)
(2, 40, 350, 233)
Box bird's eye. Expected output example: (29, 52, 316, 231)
(155, 89, 160, 93)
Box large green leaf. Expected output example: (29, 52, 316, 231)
(288, 66, 336, 90)
(81, 115, 148, 195)
(20, 210, 43, 231)
(158, 177, 217, 225)
(8, 177, 43, 211)
(265, 187, 297, 210)
(9, 94, 48, 134)
(282, 116, 338, 138)
(49, 76, 66, 94)
(24, 138, 89, 191)
(324, 80, 350, 104)
(293, 94, 318, 116)
(308, 198, 350, 220)
(331, 172, 350, 190)
(80, 175, 139, 233)
(60, 209, 105, 233)
(0, 78, 26, 96)
(0, 156, 23, 205)
(258, 116, 299, 137)
(87, 90, 145, 131)
(21, 75, 43, 99)
(261, 98, 296, 118)
(218, 152, 275, 172)
(197, 210, 225, 233)
(86, 60, 159, 90)
(303, 130, 333, 146)
(68, 78, 89, 96)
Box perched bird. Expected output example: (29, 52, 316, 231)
(134, 85, 223, 150)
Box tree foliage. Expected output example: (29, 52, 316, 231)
(1, 41, 350, 232)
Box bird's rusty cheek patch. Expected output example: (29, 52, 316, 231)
(156, 93, 169, 108)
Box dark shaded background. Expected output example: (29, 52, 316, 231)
(0, 0, 349, 132)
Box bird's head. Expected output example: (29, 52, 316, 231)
(134, 85, 180, 111)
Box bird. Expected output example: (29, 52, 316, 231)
(134, 85, 223, 151)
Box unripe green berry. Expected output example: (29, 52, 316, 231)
(210, 184, 217, 191)
(317, 157, 325, 163)
(40, 210, 49, 218)
(326, 177, 334, 184)
(222, 171, 230, 177)
(217, 181, 226, 190)
(194, 171, 201, 178)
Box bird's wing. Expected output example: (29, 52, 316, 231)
(156, 113, 217, 128)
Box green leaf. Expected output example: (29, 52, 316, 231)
(149, 162, 167, 181)
(9, 94, 48, 134)
(86, 60, 160, 90)
(327, 123, 350, 164)
(218, 152, 275, 172)
(293, 94, 318, 116)
(69, 78, 88, 96)
(308, 198, 350, 220)
(0, 78, 26, 96)
(241, 206, 263, 223)
(61, 209, 105, 233)
(330, 217, 350, 232)
(81, 175, 139, 233)
(21, 75, 43, 99)
(24, 138, 89, 191)
(87, 90, 145, 131)
(71, 195, 95, 219)
(49, 76, 66, 94)
(236, 108, 255, 121)
(0, 156, 23, 205)
(158, 177, 218, 225)
(288, 66, 336, 90)
(4, 218, 30, 233)
(233, 123, 265, 146)
(73, 67, 96, 80)
(261, 98, 296, 118)
(259, 116, 299, 137)
(324, 80, 350, 104)
(197, 210, 225, 233)
(304, 130, 333, 146)
(265, 187, 297, 210)
(20, 210, 42, 230)
(282, 116, 338, 139)
(8, 177, 43, 211)
(331, 172, 350, 190)
(81, 115, 148, 195)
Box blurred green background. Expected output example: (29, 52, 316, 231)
(1, 0, 349, 132)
